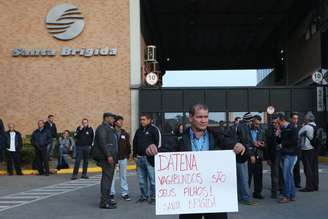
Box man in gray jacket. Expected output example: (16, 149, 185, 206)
(93, 112, 118, 209)
(298, 112, 318, 192)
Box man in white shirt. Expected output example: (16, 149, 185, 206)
(5, 123, 23, 175)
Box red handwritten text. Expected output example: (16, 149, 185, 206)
(158, 153, 198, 172)
(212, 171, 226, 184)
(157, 173, 203, 185)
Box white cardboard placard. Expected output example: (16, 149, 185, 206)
(155, 150, 238, 215)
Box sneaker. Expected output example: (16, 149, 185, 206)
(81, 175, 89, 179)
(136, 197, 147, 203)
(278, 197, 290, 204)
(240, 200, 256, 205)
(71, 175, 78, 180)
(110, 195, 117, 205)
(121, 195, 131, 201)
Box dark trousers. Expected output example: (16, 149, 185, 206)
(0, 145, 4, 163)
(179, 213, 227, 219)
(270, 153, 284, 195)
(293, 158, 301, 187)
(248, 159, 263, 195)
(73, 146, 90, 176)
(6, 151, 22, 175)
(99, 160, 115, 203)
(35, 146, 49, 174)
(302, 149, 319, 191)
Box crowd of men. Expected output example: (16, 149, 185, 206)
(0, 105, 326, 219)
(228, 111, 325, 205)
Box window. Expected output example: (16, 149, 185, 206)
(164, 112, 183, 134)
(184, 112, 226, 127)
(208, 112, 226, 126)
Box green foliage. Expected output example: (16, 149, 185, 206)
(20, 131, 75, 165)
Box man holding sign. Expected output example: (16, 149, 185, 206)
(146, 103, 246, 219)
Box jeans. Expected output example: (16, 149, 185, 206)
(47, 138, 57, 158)
(236, 161, 252, 201)
(72, 145, 77, 159)
(136, 156, 155, 199)
(73, 146, 90, 176)
(111, 158, 129, 196)
(57, 145, 69, 169)
(281, 155, 297, 199)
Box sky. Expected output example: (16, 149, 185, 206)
(162, 70, 257, 87)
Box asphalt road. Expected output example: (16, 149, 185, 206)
(0, 165, 327, 219)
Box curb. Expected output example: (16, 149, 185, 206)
(1, 157, 327, 175)
(319, 156, 328, 164)
(0, 165, 136, 176)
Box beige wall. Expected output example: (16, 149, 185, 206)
(0, 0, 131, 135)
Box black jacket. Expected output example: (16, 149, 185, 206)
(31, 128, 52, 149)
(160, 127, 239, 153)
(45, 121, 57, 138)
(4, 131, 23, 152)
(92, 122, 118, 161)
(133, 124, 160, 157)
(75, 126, 94, 147)
(248, 127, 266, 160)
(277, 124, 298, 156)
(117, 128, 132, 160)
(225, 121, 252, 162)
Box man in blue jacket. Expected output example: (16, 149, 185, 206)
(31, 120, 52, 176)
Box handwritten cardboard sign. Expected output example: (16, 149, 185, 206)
(155, 150, 238, 215)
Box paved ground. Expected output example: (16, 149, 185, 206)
(0, 164, 327, 219)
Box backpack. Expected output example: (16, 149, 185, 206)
(307, 124, 327, 148)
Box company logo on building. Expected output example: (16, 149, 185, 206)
(46, 3, 85, 41)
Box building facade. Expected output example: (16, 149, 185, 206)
(0, 0, 142, 135)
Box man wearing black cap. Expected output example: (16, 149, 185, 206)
(110, 115, 132, 201)
(226, 112, 256, 205)
(93, 112, 119, 209)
